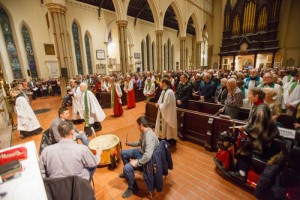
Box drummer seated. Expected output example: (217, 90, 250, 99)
(51, 107, 90, 146)
(119, 116, 159, 198)
(40, 121, 102, 181)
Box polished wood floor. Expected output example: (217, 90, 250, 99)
(12, 96, 255, 200)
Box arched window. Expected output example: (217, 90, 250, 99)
(21, 25, 38, 78)
(146, 35, 150, 71)
(0, 8, 22, 79)
(171, 45, 174, 70)
(167, 39, 171, 70)
(72, 21, 83, 75)
(84, 33, 93, 74)
(152, 41, 155, 71)
(164, 44, 167, 70)
(141, 41, 145, 71)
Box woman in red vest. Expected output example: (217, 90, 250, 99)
(124, 75, 136, 109)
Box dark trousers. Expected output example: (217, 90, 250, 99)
(121, 149, 143, 188)
(86, 167, 97, 182)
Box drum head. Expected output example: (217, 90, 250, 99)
(89, 134, 120, 150)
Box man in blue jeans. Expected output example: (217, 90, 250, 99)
(50, 107, 90, 146)
(119, 116, 159, 198)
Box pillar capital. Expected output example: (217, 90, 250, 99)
(46, 3, 67, 14)
(155, 30, 164, 36)
(178, 36, 186, 41)
(116, 20, 128, 27)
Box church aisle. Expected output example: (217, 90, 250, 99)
(12, 96, 255, 200)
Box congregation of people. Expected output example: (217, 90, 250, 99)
(7, 64, 300, 199)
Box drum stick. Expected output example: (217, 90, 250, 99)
(91, 127, 96, 138)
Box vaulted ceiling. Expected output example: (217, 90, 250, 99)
(77, 0, 196, 35)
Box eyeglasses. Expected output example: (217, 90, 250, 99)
(263, 76, 272, 78)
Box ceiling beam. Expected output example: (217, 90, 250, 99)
(98, 0, 104, 18)
(134, 5, 147, 26)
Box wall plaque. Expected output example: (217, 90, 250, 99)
(44, 44, 55, 55)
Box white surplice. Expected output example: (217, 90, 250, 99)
(283, 81, 300, 113)
(155, 89, 178, 140)
(81, 90, 106, 124)
(72, 86, 84, 120)
(15, 96, 41, 132)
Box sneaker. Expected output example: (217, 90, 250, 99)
(122, 186, 138, 198)
(119, 173, 126, 178)
(122, 188, 133, 198)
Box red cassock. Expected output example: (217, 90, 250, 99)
(113, 89, 123, 117)
(127, 89, 136, 109)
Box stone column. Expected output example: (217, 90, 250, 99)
(179, 36, 186, 70)
(155, 30, 163, 72)
(196, 41, 201, 69)
(207, 45, 213, 68)
(46, 2, 73, 99)
(219, 55, 223, 70)
(116, 20, 129, 75)
(128, 44, 134, 72)
(233, 55, 236, 70)
(254, 53, 258, 69)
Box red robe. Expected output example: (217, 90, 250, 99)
(112, 84, 123, 117)
(127, 89, 136, 109)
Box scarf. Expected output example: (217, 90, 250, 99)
(253, 99, 264, 106)
(289, 81, 298, 95)
(111, 84, 115, 108)
(260, 82, 275, 88)
(146, 82, 153, 91)
(287, 75, 292, 83)
(84, 91, 89, 127)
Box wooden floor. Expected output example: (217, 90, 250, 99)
(12, 96, 255, 200)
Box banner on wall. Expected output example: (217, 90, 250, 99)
(46, 60, 60, 78)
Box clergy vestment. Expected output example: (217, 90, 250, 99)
(155, 88, 178, 140)
(111, 83, 123, 117)
(258, 83, 283, 104)
(283, 81, 300, 114)
(124, 80, 136, 109)
(15, 94, 42, 137)
(82, 90, 106, 132)
(143, 82, 155, 101)
(72, 86, 84, 122)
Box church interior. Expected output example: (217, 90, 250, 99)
(0, 0, 300, 199)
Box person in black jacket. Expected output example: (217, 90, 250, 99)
(175, 74, 192, 108)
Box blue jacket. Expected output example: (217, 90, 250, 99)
(198, 80, 216, 102)
(142, 140, 173, 192)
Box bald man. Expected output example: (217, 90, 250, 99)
(80, 83, 106, 135)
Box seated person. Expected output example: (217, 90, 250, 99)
(51, 107, 90, 146)
(233, 88, 279, 181)
(40, 121, 102, 181)
(119, 116, 159, 198)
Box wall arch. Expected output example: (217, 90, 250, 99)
(19, 20, 39, 78)
(162, 0, 185, 37)
(186, 11, 201, 41)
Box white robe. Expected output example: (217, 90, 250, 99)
(283, 81, 300, 113)
(143, 82, 155, 96)
(81, 90, 106, 124)
(155, 89, 178, 140)
(15, 96, 40, 132)
(72, 86, 84, 120)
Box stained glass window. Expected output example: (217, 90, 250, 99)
(0, 8, 23, 79)
(141, 41, 144, 71)
(146, 35, 150, 71)
(85, 34, 93, 74)
(152, 42, 155, 71)
(72, 22, 83, 75)
(22, 25, 38, 78)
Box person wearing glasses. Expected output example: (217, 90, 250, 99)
(258, 72, 282, 104)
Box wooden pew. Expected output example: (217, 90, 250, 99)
(188, 100, 249, 120)
(188, 100, 295, 129)
(145, 102, 246, 151)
